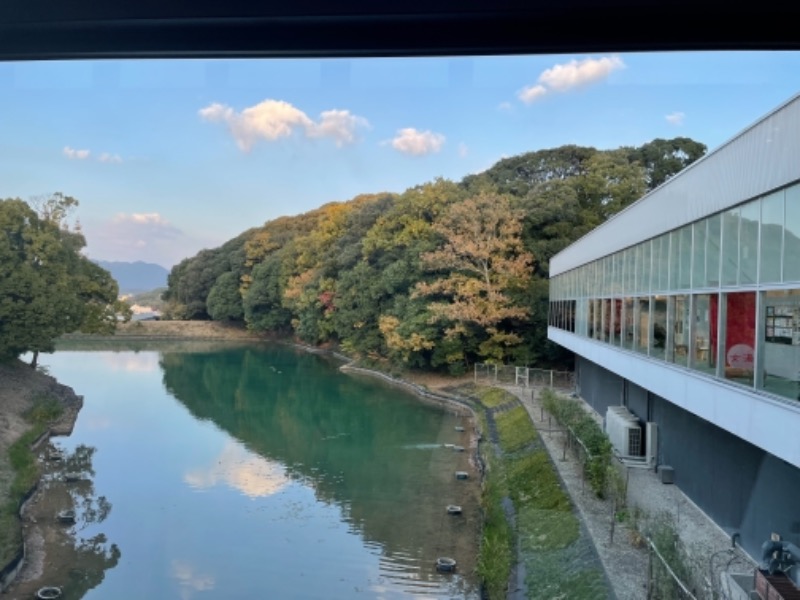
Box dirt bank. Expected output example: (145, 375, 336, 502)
(66, 319, 263, 341)
(0, 359, 83, 594)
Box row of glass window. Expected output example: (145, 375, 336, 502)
(549, 290, 800, 404)
(550, 182, 800, 299)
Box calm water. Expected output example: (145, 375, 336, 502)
(39, 345, 481, 599)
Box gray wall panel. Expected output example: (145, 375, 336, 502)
(577, 356, 623, 415)
(625, 381, 648, 422)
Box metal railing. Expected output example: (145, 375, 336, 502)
(473, 363, 575, 390)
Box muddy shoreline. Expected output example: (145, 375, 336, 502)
(0, 360, 83, 596)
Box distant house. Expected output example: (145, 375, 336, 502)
(548, 94, 800, 586)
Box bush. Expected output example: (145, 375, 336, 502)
(540, 389, 612, 497)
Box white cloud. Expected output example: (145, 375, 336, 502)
(114, 212, 175, 227)
(497, 101, 514, 112)
(518, 56, 625, 104)
(518, 84, 548, 104)
(665, 111, 686, 126)
(98, 152, 123, 163)
(63, 146, 90, 160)
(307, 109, 370, 147)
(539, 56, 625, 92)
(458, 142, 469, 158)
(199, 99, 369, 151)
(389, 128, 445, 156)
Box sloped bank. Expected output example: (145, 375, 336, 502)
(0, 360, 83, 592)
(467, 386, 612, 600)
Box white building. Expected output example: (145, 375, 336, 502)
(548, 94, 800, 587)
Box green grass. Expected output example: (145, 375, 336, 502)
(477, 387, 514, 408)
(476, 455, 515, 600)
(476, 387, 611, 600)
(495, 406, 537, 454)
(539, 388, 612, 498)
(0, 395, 63, 566)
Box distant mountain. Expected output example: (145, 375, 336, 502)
(94, 260, 169, 294)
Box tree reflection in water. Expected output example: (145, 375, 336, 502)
(12, 443, 120, 600)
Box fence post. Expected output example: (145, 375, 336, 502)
(474, 363, 477, 384)
(494, 364, 498, 384)
(550, 370, 554, 388)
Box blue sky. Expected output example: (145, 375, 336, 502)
(2, 51, 800, 268)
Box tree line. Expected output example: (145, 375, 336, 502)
(0, 194, 130, 367)
(163, 138, 706, 372)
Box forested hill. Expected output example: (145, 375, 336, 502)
(163, 138, 706, 372)
(94, 260, 169, 294)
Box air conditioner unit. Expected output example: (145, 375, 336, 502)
(605, 406, 643, 458)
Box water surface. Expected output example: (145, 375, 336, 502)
(41, 344, 480, 599)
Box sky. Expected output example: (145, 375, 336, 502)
(2, 51, 800, 269)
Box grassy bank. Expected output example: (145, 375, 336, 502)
(0, 397, 62, 566)
(472, 387, 608, 600)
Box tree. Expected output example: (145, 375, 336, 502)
(0, 195, 123, 366)
(413, 192, 533, 365)
(207, 271, 245, 321)
(627, 137, 707, 190)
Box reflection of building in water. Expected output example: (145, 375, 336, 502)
(548, 94, 800, 588)
(184, 442, 289, 498)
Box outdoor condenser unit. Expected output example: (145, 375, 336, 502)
(605, 406, 643, 458)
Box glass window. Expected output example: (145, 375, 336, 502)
(762, 289, 800, 401)
(691, 294, 717, 375)
(692, 220, 707, 288)
(706, 214, 721, 287)
(740, 200, 759, 284)
(637, 241, 651, 294)
(668, 295, 690, 367)
(721, 208, 739, 286)
(653, 234, 669, 292)
(612, 298, 622, 345)
(601, 298, 609, 342)
(678, 225, 692, 289)
(613, 252, 623, 295)
(651, 296, 668, 360)
(636, 297, 650, 354)
(723, 291, 756, 386)
(624, 248, 636, 295)
(624, 297, 635, 350)
(568, 300, 576, 333)
(599, 257, 608, 296)
(760, 190, 783, 283)
(785, 185, 800, 281)
(669, 229, 681, 289)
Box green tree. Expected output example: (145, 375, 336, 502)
(0, 195, 123, 366)
(207, 271, 245, 321)
(627, 137, 707, 190)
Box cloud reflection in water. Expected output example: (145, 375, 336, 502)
(184, 442, 290, 498)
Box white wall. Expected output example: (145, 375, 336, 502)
(550, 327, 800, 468)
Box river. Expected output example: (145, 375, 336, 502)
(30, 344, 481, 599)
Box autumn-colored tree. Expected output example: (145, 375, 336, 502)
(413, 192, 533, 365)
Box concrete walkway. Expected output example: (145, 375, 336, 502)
(501, 385, 756, 600)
